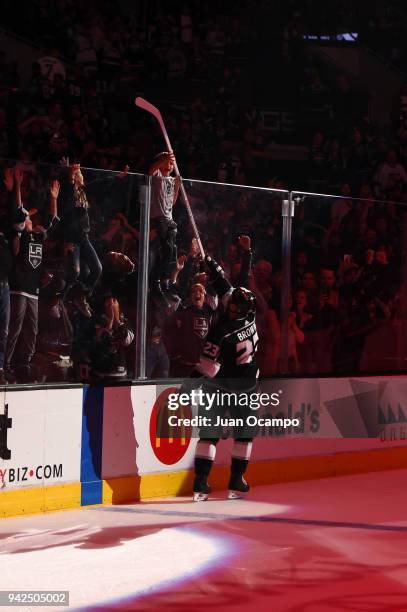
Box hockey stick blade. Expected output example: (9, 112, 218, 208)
(135, 97, 168, 144)
(135, 97, 161, 119)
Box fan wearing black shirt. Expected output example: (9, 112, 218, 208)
(60, 162, 102, 316)
(166, 283, 214, 377)
(5, 171, 59, 383)
(0, 227, 12, 385)
(148, 152, 181, 307)
(0, 170, 15, 385)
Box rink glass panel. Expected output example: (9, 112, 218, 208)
(4, 155, 407, 385)
(144, 176, 288, 381)
(0, 159, 143, 384)
(288, 191, 407, 376)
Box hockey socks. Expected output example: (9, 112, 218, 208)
(193, 440, 216, 501)
(228, 441, 252, 499)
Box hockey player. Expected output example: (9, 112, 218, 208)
(191, 255, 259, 501)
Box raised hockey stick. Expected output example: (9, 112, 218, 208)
(135, 96, 205, 258)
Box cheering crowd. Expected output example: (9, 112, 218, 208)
(0, 1, 407, 383)
(2, 0, 404, 189)
(0, 162, 137, 384)
(0, 145, 404, 385)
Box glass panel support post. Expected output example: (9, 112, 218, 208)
(279, 194, 295, 374)
(135, 175, 151, 380)
(397, 211, 407, 369)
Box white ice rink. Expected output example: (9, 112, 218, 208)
(1, 469, 407, 611)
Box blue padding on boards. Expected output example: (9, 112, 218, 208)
(81, 480, 103, 507)
(81, 386, 104, 506)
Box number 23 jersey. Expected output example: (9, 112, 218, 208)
(198, 312, 259, 387)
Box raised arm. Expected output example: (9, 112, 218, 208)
(204, 255, 233, 303)
(236, 235, 252, 288)
(48, 180, 60, 225)
(14, 166, 24, 209)
(177, 238, 200, 298)
(148, 151, 175, 176)
(173, 175, 181, 204)
(3, 168, 15, 215)
(116, 212, 140, 238)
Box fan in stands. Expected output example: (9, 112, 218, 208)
(103, 252, 135, 275)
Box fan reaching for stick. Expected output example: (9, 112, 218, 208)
(135, 97, 205, 259)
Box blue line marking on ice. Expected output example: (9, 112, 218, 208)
(94, 505, 407, 532)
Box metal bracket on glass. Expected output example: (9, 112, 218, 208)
(282, 198, 295, 218)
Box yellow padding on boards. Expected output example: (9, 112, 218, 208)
(102, 446, 407, 503)
(102, 472, 194, 504)
(3, 447, 407, 517)
(0, 483, 81, 518)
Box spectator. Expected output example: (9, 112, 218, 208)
(309, 130, 328, 181)
(287, 301, 305, 373)
(34, 276, 73, 383)
(304, 289, 337, 373)
(148, 151, 181, 307)
(253, 260, 273, 296)
(0, 170, 14, 385)
(253, 282, 280, 376)
(293, 250, 308, 289)
(331, 182, 353, 224)
(165, 282, 213, 377)
(293, 289, 313, 328)
(332, 291, 382, 374)
(146, 301, 170, 379)
(60, 162, 102, 315)
(5, 168, 59, 383)
(37, 48, 66, 83)
(374, 149, 407, 197)
(346, 126, 370, 183)
(91, 296, 134, 378)
(300, 270, 318, 312)
(319, 267, 339, 309)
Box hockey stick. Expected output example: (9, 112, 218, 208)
(135, 96, 205, 258)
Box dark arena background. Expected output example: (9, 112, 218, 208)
(2, 1, 407, 610)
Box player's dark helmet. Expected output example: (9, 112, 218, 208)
(227, 287, 256, 320)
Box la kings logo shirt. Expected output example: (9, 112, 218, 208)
(193, 316, 209, 339)
(169, 305, 213, 362)
(29, 242, 43, 269)
(10, 231, 44, 297)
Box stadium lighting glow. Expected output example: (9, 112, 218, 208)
(1, 525, 234, 610)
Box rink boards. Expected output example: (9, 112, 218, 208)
(1, 376, 407, 517)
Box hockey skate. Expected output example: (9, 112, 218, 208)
(193, 477, 211, 502)
(228, 474, 250, 499)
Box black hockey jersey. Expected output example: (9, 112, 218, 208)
(197, 311, 258, 389)
(166, 304, 213, 364)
